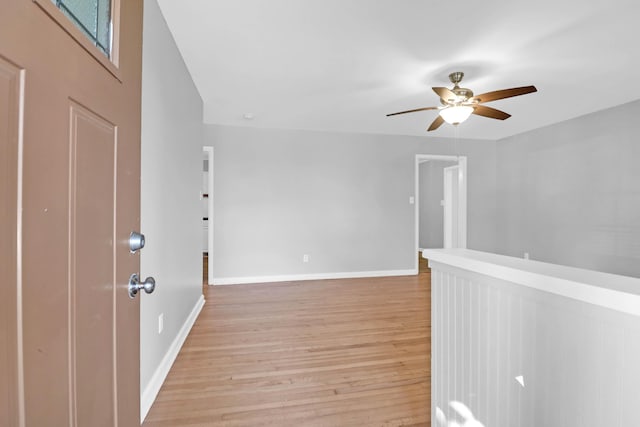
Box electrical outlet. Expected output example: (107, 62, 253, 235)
(524, 252, 530, 260)
(158, 313, 164, 334)
(409, 196, 415, 205)
(303, 254, 309, 263)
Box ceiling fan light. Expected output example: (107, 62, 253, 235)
(439, 105, 474, 125)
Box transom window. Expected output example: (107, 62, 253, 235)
(51, 0, 112, 57)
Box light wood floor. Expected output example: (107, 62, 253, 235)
(144, 256, 431, 426)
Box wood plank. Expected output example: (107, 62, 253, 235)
(145, 254, 431, 426)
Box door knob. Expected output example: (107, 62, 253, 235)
(128, 273, 156, 298)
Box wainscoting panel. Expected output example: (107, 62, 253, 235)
(431, 262, 640, 427)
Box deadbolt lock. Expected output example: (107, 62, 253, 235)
(129, 231, 145, 253)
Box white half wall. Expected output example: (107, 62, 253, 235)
(206, 125, 497, 282)
(140, 0, 204, 420)
(429, 254, 640, 426)
(495, 99, 640, 278)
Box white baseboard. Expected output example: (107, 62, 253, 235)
(212, 269, 417, 286)
(140, 294, 205, 423)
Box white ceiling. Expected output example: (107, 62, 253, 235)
(156, 0, 640, 140)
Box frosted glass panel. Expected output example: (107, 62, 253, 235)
(51, 0, 112, 56)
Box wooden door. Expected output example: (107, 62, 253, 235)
(0, 0, 143, 425)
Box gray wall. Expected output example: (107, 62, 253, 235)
(495, 100, 640, 278)
(419, 160, 457, 249)
(140, 0, 203, 402)
(206, 125, 497, 281)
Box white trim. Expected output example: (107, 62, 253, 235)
(203, 146, 214, 285)
(212, 269, 417, 286)
(414, 155, 467, 270)
(140, 295, 205, 422)
(416, 154, 461, 162)
(423, 248, 640, 317)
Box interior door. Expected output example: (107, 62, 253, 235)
(443, 165, 460, 248)
(0, 0, 143, 425)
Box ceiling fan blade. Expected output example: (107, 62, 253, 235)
(427, 115, 445, 131)
(432, 87, 458, 103)
(472, 105, 511, 120)
(386, 106, 438, 117)
(471, 86, 537, 103)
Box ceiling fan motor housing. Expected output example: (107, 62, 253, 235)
(452, 87, 473, 102)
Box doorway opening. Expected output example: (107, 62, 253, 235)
(203, 146, 214, 285)
(414, 154, 467, 271)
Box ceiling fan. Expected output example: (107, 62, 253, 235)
(387, 72, 537, 131)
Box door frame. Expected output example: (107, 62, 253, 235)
(414, 154, 467, 271)
(203, 146, 214, 285)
